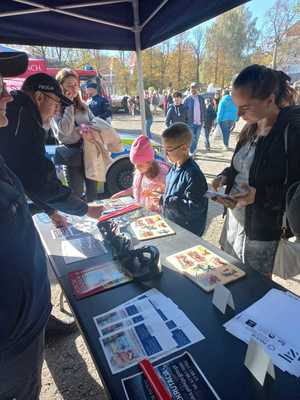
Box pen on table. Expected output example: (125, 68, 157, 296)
(139, 359, 172, 400)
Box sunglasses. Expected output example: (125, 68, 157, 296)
(42, 91, 61, 104)
(164, 143, 185, 154)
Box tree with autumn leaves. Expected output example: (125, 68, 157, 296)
(25, 2, 299, 94)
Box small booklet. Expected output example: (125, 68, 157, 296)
(100, 196, 137, 211)
(98, 203, 141, 223)
(166, 244, 245, 292)
(68, 261, 131, 299)
(130, 214, 175, 241)
(122, 351, 220, 400)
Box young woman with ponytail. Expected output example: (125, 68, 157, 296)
(212, 64, 300, 275)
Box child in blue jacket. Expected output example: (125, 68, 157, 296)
(161, 123, 208, 236)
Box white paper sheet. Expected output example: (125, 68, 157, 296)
(61, 234, 107, 264)
(224, 289, 300, 377)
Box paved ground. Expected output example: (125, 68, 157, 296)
(41, 113, 300, 399)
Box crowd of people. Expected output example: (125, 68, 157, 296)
(164, 84, 238, 152)
(1, 50, 300, 400)
(127, 83, 239, 153)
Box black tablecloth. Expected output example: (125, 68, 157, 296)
(34, 215, 300, 400)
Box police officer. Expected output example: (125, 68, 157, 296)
(86, 81, 112, 122)
(0, 52, 49, 400)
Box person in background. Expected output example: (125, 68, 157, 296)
(165, 91, 188, 127)
(183, 82, 206, 155)
(212, 64, 300, 276)
(151, 90, 159, 113)
(212, 90, 221, 113)
(144, 91, 153, 139)
(128, 95, 136, 116)
(161, 122, 208, 236)
(216, 89, 238, 150)
(204, 98, 216, 151)
(86, 81, 112, 123)
(112, 135, 169, 212)
(135, 95, 140, 114)
(167, 88, 173, 110)
(54, 68, 98, 202)
(162, 90, 168, 115)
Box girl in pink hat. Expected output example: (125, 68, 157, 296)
(111, 135, 169, 212)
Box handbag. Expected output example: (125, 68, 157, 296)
(273, 125, 300, 279)
(54, 144, 82, 167)
(211, 124, 222, 142)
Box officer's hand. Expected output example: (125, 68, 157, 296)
(86, 205, 105, 219)
(50, 211, 68, 228)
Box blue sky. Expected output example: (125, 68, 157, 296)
(247, 0, 276, 28)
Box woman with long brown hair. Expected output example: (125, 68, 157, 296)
(212, 64, 300, 275)
(52, 68, 97, 201)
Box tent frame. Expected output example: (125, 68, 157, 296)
(1, 0, 171, 134)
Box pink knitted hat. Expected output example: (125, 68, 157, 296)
(130, 135, 155, 164)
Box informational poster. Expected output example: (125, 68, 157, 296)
(93, 290, 205, 374)
(131, 214, 175, 241)
(61, 234, 107, 264)
(167, 245, 245, 292)
(122, 352, 221, 400)
(51, 215, 99, 240)
(99, 318, 176, 374)
(68, 261, 132, 299)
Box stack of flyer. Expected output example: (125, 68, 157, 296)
(93, 289, 205, 374)
(224, 289, 300, 378)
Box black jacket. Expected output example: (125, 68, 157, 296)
(0, 156, 51, 357)
(205, 103, 217, 125)
(221, 106, 300, 241)
(0, 91, 88, 216)
(165, 104, 188, 127)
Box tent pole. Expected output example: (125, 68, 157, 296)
(132, 0, 146, 136)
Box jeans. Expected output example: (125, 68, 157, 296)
(146, 117, 153, 139)
(189, 123, 203, 154)
(220, 120, 235, 147)
(0, 329, 45, 400)
(204, 123, 213, 149)
(64, 165, 98, 202)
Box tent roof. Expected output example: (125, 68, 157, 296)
(0, 0, 249, 51)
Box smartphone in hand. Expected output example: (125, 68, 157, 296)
(204, 190, 237, 208)
(204, 190, 234, 200)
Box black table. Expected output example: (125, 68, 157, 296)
(33, 214, 299, 400)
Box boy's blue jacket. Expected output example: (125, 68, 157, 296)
(216, 94, 238, 124)
(162, 157, 208, 236)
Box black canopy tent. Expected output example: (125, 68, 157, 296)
(0, 0, 249, 132)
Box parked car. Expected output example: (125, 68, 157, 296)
(111, 95, 129, 113)
(45, 132, 164, 196)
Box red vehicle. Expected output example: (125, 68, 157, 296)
(4, 56, 99, 94)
